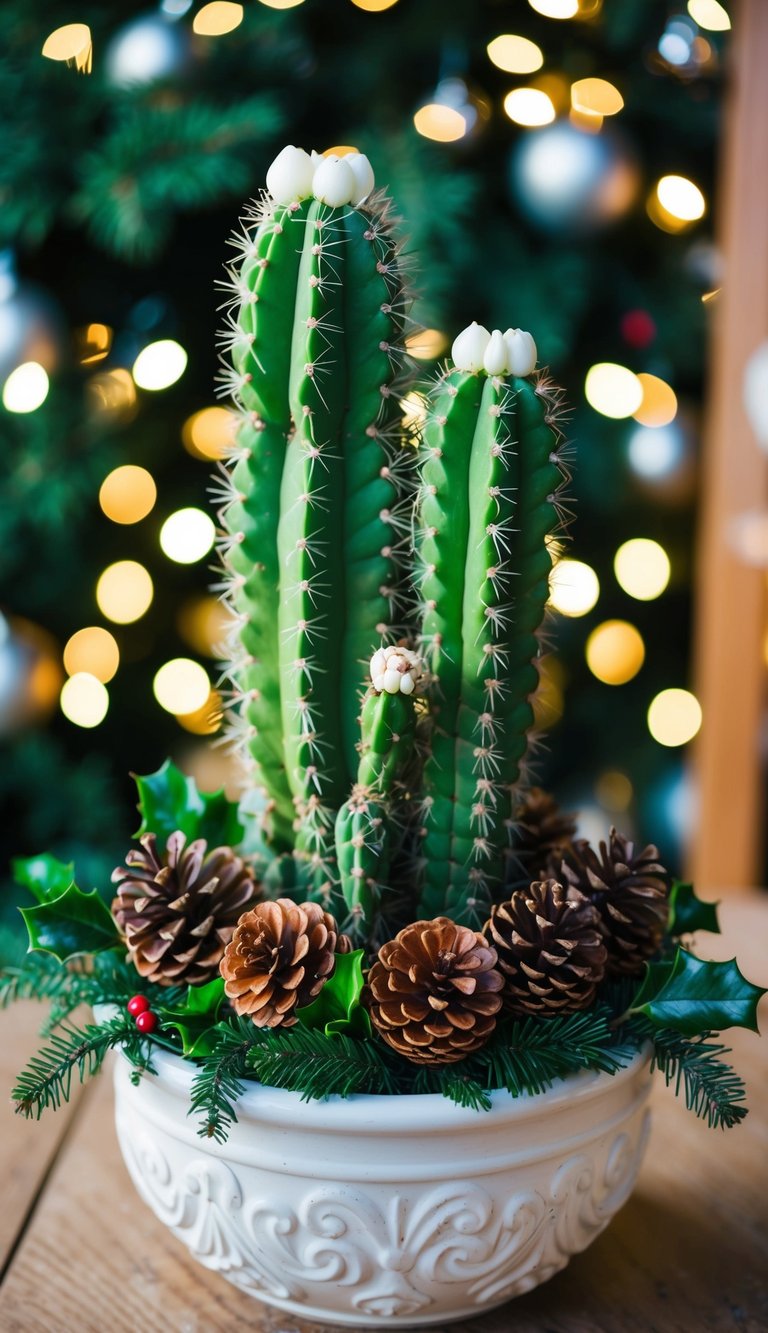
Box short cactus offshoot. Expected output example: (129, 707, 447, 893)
(216, 144, 570, 936)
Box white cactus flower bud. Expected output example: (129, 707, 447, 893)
(313, 155, 356, 207)
(346, 153, 375, 204)
(369, 644, 424, 695)
(451, 322, 491, 374)
(310, 149, 323, 168)
(503, 328, 537, 378)
(483, 329, 509, 376)
(265, 145, 315, 205)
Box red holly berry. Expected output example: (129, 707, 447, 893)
(135, 1010, 158, 1034)
(127, 994, 150, 1017)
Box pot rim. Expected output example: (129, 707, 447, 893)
(97, 1005, 651, 1134)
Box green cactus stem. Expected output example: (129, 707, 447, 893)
(416, 324, 569, 926)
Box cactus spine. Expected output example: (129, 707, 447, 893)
(416, 325, 569, 926)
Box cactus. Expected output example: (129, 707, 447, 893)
(415, 323, 569, 927)
(214, 144, 570, 938)
(217, 147, 414, 886)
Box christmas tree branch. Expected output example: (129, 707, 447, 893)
(649, 1027, 748, 1130)
(12, 1016, 139, 1119)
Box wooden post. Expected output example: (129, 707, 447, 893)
(691, 0, 768, 892)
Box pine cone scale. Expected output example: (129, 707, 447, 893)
(220, 897, 342, 1028)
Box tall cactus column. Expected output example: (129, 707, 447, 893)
(417, 324, 569, 925)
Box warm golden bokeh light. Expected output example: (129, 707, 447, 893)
(99, 465, 157, 525)
(413, 103, 466, 143)
(648, 688, 702, 747)
(96, 561, 154, 624)
(176, 689, 224, 734)
(350, 0, 400, 10)
(322, 145, 359, 157)
(182, 405, 237, 460)
(3, 362, 49, 413)
(570, 77, 624, 115)
(177, 596, 231, 656)
(531, 657, 565, 729)
(633, 373, 678, 428)
(77, 323, 113, 365)
(193, 1, 244, 32)
(257, 0, 305, 6)
(153, 659, 211, 715)
(654, 175, 706, 227)
(63, 627, 120, 683)
(87, 368, 137, 419)
(614, 538, 671, 601)
(401, 391, 429, 429)
(42, 23, 92, 71)
(159, 507, 216, 564)
(528, 0, 578, 17)
(132, 339, 188, 391)
(687, 0, 731, 31)
(584, 363, 643, 419)
(405, 329, 449, 361)
(595, 769, 634, 813)
(586, 620, 645, 685)
(548, 559, 600, 617)
(60, 673, 109, 728)
(487, 34, 543, 74)
(503, 87, 556, 127)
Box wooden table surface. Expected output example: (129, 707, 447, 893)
(0, 898, 766, 1333)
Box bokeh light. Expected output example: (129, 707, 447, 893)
(405, 329, 449, 360)
(687, 0, 731, 31)
(132, 339, 188, 391)
(401, 391, 429, 429)
(153, 658, 211, 714)
(182, 405, 237, 460)
(487, 35, 543, 74)
(193, 2, 244, 34)
(413, 104, 467, 143)
(257, 0, 305, 7)
(350, 0, 399, 9)
(42, 23, 92, 71)
(63, 628, 120, 683)
(176, 689, 224, 734)
(528, 0, 578, 17)
(159, 507, 216, 564)
(96, 561, 154, 624)
(595, 769, 634, 813)
(585, 363, 643, 419)
(649, 175, 706, 232)
(77, 323, 113, 365)
(627, 422, 684, 479)
(503, 88, 556, 127)
(570, 78, 624, 116)
(614, 538, 671, 600)
(586, 620, 645, 685)
(648, 688, 702, 747)
(99, 465, 157, 525)
(87, 368, 137, 419)
(60, 673, 109, 728)
(3, 362, 49, 413)
(548, 559, 600, 617)
(177, 596, 231, 656)
(633, 373, 678, 427)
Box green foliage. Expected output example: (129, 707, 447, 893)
(296, 950, 371, 1038)
(12, 1015, 141, 1119)
(668, 882, 720, 937)
(156, 978, 226, 1057)
(469, 1008, 633, 1098)
(19, 881, 119, 963)
(648, 1027, 748, 1130)
(133, 761, 243, 848)
(12, 854, 75, 903)
(631, 948, 766, 1036)
(247, 1025, 400, 1101)
(188, 1017, 265, 1144)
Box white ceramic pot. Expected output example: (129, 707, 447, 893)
(109, 1038, 652, 1327)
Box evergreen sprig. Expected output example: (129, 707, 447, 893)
(649, 1027, 748, 1130)
(248, 1026, 400, 1102)
(188, 1017, 262, 1144)
(12, 1015, 140, 1119)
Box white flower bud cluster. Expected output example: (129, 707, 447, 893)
(266, 144, 375, 208)
(369, 645, 424, 696)
(450, 322, 537, 378)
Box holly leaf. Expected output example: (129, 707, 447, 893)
(668, 881, 720, 937)
(12, 854, 76, 904)
(156, 978, 226, 1057)
(20, 883, 120, 962)
(297, 950, 371, 1038)
(631, 947, 766, 1035)
(133, 760, 243, 848)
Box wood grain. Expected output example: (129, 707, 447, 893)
(0, 901, 766, 1332)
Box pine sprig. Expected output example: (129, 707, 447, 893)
(188, 1017, 262, 1144)
(248, 1027, 400, 1102)
(0, 952, 70, 1010)
(468, 1008, 634, 1099)
(12, 1016, 138, 1119)
(649, 1027, 748, 1130)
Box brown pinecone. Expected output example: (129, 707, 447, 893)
(111, 831, 257, 986)
(552, 830, 670, 977)
(512, 787, 577, 875)
(364, 918, 504, 1066)
(220, 898, 340, 1028)
(485, 879, 607, 1016)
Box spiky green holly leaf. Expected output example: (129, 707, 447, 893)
(133, 760, 243, 848)
(156, 978, 226, 1057)
(631, 947, 766, 1036)
(668, 882, 720, 937)
(20, 883, 120, 962)
(297, 950, 371, 1038)
(12, 854, 76, 904)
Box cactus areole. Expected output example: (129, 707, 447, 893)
(217, 145, 570, 942)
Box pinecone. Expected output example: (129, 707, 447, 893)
(220, 898, 341, 1028)
(364, 918, 504, 1066)
(511, 787, 576, 877)
(485, 879, 607, 1016)
(111, 831, 257, 986)
(552, 830, 670, 977)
